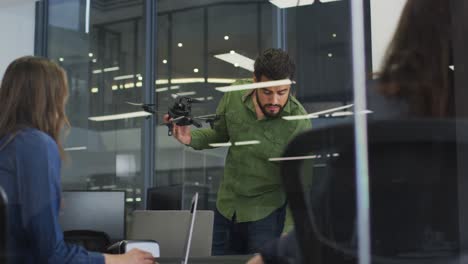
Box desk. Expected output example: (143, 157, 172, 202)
(157, 255, 251, 264)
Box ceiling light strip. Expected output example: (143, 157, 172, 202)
(269, 0, 314, 8)
(283, 104, 354, 120)
(234, 140, 261, 146)
(114, 74, 135, 81)
(88, 111, 152, 122)
(64, 146, 88, 151)
(214, 52, 255, 72)
(269, 155, 318, 162)
(216, 79, 294, 93)
(208, 142, 232, 147)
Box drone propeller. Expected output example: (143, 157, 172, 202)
(190, 98, 203, 103)
(193, 114, 218, 120)
(126, 101, 165, 115)
(171, 116, 185, 122)
(125, 101, 155, 106)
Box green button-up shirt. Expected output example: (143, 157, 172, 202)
(189, 88, 311, 232)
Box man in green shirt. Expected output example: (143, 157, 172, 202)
(165, 49, 311, 255)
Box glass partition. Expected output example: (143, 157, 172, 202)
(46, 0, 146, 214)
(152, 0, 363, 257)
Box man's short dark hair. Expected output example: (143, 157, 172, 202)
(254, 48, 295, 81)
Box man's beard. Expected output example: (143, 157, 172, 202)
(255, 91, 288, 118)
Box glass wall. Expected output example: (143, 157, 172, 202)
(153, 0, 362, 212)
(46, 0, 146, 212)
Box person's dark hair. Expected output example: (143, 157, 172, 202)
(376, 0, 452, 117)
(0, 56, 70, 158)
(254, 48, 295, 81)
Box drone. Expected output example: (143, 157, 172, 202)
(126, 96, 219, 136)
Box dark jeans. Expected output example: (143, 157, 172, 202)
(212, 205, 286, 256)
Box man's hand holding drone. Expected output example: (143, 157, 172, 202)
(163, 114, 192, 145)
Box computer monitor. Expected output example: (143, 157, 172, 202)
(59, 191, 126, 241)
(147, 185, 209, 210)
(147, 185, 182, 210)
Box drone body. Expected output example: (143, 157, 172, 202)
(126, 97, 219, 136)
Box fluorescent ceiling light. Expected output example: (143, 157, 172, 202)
(170, 85, 180, 90)
(156, 87, 168, 92)
(114, 74, 134, 81)
(64, 146, 87, 151)
(283, 104, 354, 120)
(124, 83, 135, 89)
(156, 79, 169, 85)
(174, 91, 196, 96)
(157, 78, 205, 84)
(93, 69, 102, 74)
(269, 153, 339, 161)
(207, 78, 236, 84)
(104, 66, 120, 72)
(214, 52, 255, 72)
(269, 0, 314, 9)
(234, 140, 261, 146)
(155, 78, 236, 85)
(195, 97, 205, 101)
(172, 78, 205, 84)
(89, 111, 152, 122)
(331, 111, 353, 117)
(216, 79, 294, 93)
(91, 87, 99, 93)
(269, 155, 318, 162)
(209, 142, 232, 147)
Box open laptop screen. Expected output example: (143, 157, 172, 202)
(181, 192, 198, 264)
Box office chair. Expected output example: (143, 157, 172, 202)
(0, 187, 7, 263)
(281, 119, 462, 264)
(64, 230, 111, 253)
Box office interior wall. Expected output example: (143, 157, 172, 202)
(370, 0, 406, 72)
(0, 0, 36, 79)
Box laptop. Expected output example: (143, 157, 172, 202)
(129, 193, 213, 258)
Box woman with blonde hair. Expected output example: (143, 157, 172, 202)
(0, 56, 154, 264)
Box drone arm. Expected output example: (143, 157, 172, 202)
(191, 119, 202, 128)
(142, 105, 156, 114)
(188, 96, 229, 150)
